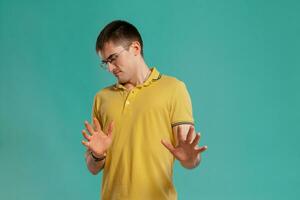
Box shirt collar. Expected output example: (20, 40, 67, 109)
(114, 67, 161, 90)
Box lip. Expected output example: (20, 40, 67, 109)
(113, 71, 122, 76)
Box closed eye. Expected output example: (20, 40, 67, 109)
(109, 54, 118, 62)
(102, 53, 117, 64)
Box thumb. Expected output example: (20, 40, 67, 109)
(107, 121, 114, 137)
(161, 139, 175, 153)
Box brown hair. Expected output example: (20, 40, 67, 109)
(95, 20, 144, 56)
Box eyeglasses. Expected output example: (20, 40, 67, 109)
(99, 48, 127, 70)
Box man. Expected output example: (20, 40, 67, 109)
(81, 20, 207, 200)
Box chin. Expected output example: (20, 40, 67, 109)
(116, 73, 129, 83)
(117, 77, 126, 84)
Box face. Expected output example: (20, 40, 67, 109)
(99, 41, 136, 84)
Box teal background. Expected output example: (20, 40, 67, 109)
(1, 0, 299, 199)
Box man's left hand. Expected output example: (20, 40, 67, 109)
(161, 126, 207, 169)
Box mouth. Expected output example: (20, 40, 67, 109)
(113, 70, 122, 76)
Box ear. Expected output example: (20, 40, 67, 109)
(130, 41, 141, 56)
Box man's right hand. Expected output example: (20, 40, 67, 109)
(81, 117, 114, 157)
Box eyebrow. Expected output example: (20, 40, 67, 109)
(102, 53, 117, 62)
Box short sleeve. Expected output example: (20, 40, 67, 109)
(170, 81, 194, 127)
(91, 94, 103, 129)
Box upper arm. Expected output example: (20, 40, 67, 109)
(91, 93, 103, 130)
(169, 81, 195, 145)
(170, 81, 194, 128)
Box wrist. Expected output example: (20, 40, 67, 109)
(90, 151, 106, 162)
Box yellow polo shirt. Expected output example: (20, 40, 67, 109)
(92, 67, 194, 200)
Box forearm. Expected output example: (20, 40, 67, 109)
(85, 150, 105, 175)
(180, 154, 201, 169)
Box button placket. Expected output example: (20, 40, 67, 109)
(123, 89, 138, 110)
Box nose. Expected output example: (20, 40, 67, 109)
(107, 62, 116, 73)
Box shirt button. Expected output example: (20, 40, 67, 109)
(126, 101, 130, 105)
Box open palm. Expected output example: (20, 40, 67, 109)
(161, 126, 207, 165)
(81, 117, 114, 157)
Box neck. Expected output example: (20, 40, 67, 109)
(124, 61, 151, 90)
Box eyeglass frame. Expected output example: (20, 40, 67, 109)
(99, 43, 132, 70)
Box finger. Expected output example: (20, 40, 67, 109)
(82, 130, 91, 141)
(177, 126, 185, 144)
(84, 120, 95, 135)
(195, 145, 208, 154)
(107, 121, 114, 137)
(81, 140, 90, 149)
(161, 139, 176, 153)
(186, 126, 195, 143)
(191, 133, 200, 147)
(93, 117, 102, 132)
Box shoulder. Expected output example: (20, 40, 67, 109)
(159, 74, 187, 90)
(93, 84, 116, 100)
